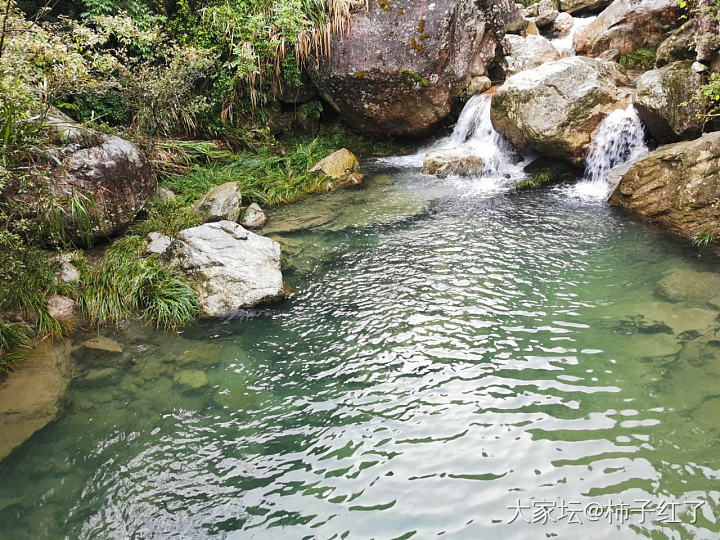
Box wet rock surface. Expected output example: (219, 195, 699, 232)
(609, 132, 720, 240)
(0, 340, 73, 460)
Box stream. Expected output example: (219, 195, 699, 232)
(2, 155, 720, 538)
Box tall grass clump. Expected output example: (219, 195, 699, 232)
(78, 235, 198, 329)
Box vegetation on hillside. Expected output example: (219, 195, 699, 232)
(0, 0, 400, 370)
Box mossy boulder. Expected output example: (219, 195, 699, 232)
(490, 57, 631, 163)
(307, 0, 520, 137)
(634, 61, 703, 143)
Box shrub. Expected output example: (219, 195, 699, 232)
(619, 47, 658, 70)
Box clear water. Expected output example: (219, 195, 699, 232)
(2, 167, 720, 539)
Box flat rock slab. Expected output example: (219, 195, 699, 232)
(0, 340, 73, 460)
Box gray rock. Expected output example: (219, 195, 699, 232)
(573, 0, 681, 56)
(422, 149, 485, 178)
(0, 341, 73, 460)
(168, 221, 285, 317)
(501, 34, 561, 76)
(655, 22, 697, 67)
(146, 232, 172, 255)
(549, 12, 574, 37)
(58, 261, 80, 283)
(242, 203, 268, 229)
(609, 132, 720, 241)
(490, 57, 631, 163)
(46, 296, 77, 323)
(154, 187, 176, 203)
(193, 182, 242, 223)
(535, 0, 559, 26)
(634, 61, 703, 143)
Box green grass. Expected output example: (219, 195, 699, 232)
(691, 232, 715, 247)
(161, 128, 401, 207)
(619, 47, 658, 70)
(515, 171, 554, 190)
(77, 235, 198, 330)
(0, 322, 32, 374)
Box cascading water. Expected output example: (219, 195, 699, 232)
(377, 93, 530, 186)
(572, 105, 649, 200)
(551, 15, 597, 57)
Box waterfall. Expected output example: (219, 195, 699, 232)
(551, 15, 597, 57)
(573, 105, 649, 199)
(452, 94, 527, 176)
(377, 93, 529, 182)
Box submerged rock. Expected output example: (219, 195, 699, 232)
(82, 335, 123, 353)
(167, 221, 285, 317)
(490, 57, 630, 163)
(573, 0, 681, 56)
(241, 203, 268, 229)
(173, 369, 208, 390)
(177, 344, 222, 369)
(0, 340, 72, 460)
(193, 182, 242, 223)
(306, 0, 520, 137)
(609, 132, 720, 240)
(422, 149, 485, 178)
(501, 34, 561, 76)
(634, 61, 703, 143)
(40, 114, 156, 245)
(656, 268, 720, 308)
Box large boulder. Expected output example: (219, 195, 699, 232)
(609, 132, 720, 239)
(422, 149, 485, 178)
(573, 0, 681, 56)
(307, 0, 520, 137)
(0, 340, 72, 460)
(44, 115, 156, 245)
(559, 0, 612, 15)
(167, 221, 285, 317)
(501, 34, 561, 76)
(490, 57, 631, 163)
(634, 61, 703, 143)
(655, 22, 697, 67)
